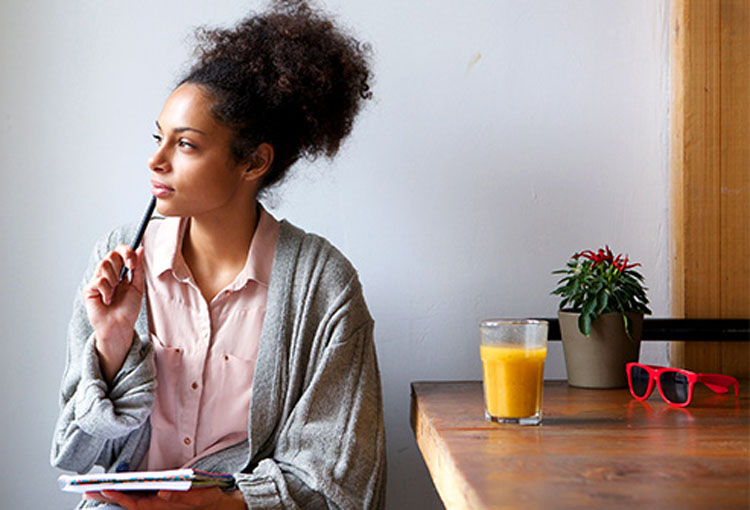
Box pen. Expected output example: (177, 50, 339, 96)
(120, 196, 157, 281)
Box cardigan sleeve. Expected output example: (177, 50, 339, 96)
(50, 229, 156, 473)
(235, 290, 386, 509)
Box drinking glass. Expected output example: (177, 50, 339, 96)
(480, 319, 548, 425)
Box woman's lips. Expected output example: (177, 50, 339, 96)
(151, 180, 174, 198)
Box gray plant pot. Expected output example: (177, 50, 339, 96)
(558, 311, 643, 388)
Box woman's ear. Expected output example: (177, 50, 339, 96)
(243, 143, 274, 182)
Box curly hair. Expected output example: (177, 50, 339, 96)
(179, 0, 373, 192)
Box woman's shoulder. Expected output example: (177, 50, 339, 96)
(272, 220, 373, 335)
(276, 220, 362, 294)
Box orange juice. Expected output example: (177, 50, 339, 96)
(480, 344, 547, 419)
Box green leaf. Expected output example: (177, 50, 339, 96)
(597, 291, 609, 314)
(582, 297, 596, 317)
(578, 313, 592, 336)
(630, 271, 645, 281)
(622, 313, 631, 339)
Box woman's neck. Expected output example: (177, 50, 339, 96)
(182, 200, 259, 302)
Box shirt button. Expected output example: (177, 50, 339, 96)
(184, 437, 191, 445)
(191, 382, 199, 390)
(224, 355, 229, 361)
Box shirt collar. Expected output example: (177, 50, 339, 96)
(231, 204, 280, 289)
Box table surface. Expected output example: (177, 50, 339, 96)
(410, 380, 749, 510)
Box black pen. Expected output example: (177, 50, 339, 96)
(120, 196, 157, 281)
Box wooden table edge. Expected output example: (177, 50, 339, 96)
(410, 381, 485, 509)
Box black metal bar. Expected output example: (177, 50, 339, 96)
(538, 318, 750, 342)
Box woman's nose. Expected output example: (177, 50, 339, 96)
(148, 146, 170, 173)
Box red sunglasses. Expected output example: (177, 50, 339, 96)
(626, 362, 739, 407)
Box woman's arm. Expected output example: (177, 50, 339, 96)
(51, 229, 156, 473)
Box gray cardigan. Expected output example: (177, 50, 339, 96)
(51, 220, 387, 509)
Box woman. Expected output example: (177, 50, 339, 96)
(50, 2, 386, 509)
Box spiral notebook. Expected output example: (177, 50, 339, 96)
(58, 469, 235, 493)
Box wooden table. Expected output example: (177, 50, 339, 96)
(411, 380, 749, 509)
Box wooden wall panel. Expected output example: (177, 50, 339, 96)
(720, 0, 750, 319)
(670, 0, 750, 376)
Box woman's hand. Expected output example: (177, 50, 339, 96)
(83, 487, 247, 509)
(82, 245, 146, 384)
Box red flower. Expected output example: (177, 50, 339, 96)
(612, 254, 641, 272)
(573, 246, 614, 266)
(573, 246, 640, 271)
(573, 250, 596, 261)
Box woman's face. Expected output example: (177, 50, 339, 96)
(148, 83, 248, 218)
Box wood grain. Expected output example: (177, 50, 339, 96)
(411, 380, 749, 510)
(669, 0, 750, 375)
(720, 0, 750, 320)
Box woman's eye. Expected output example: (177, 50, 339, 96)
(178, 140, 196, 149)
(152, 133, 162, 145)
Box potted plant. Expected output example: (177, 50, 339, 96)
(551, 246, 651, 388)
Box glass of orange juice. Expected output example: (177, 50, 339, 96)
(480, 319, 548, 425)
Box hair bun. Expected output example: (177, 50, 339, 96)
(181, 0, 372, 192)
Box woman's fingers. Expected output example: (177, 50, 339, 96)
(86, 245, 139, 305)
(100, 489, 197, 509)
(83, 491, 123, 504)
(99, 490, 136, 507)
(83, 491, 108, 502)
(95, 275, 116, 306)
(85, 488, 230, 509)
(100, 248, 126, 278)
(157, 487, 221, 504)
(114, 244, 138, 276)
(98, 244, 137, 282)
(98, 490, 151, 509)
(83, 273, 113, 307)
(90, 253, 124, 305)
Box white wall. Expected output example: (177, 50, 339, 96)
(0, 1, 670, 508)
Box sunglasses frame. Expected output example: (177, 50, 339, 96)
(626, 362, 739, 407)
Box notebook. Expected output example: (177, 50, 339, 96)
(58, 469, 235, 493)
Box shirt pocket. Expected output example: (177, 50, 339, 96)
(203, 352, 256, 433)
(150, 332, 185, 424)
(212, 352, 257, 392)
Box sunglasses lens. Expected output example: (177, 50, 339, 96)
(659, 371, 689, 403)
(630, 365, 650, 398)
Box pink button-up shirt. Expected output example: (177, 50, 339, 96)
(139, 207, 280, 471)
